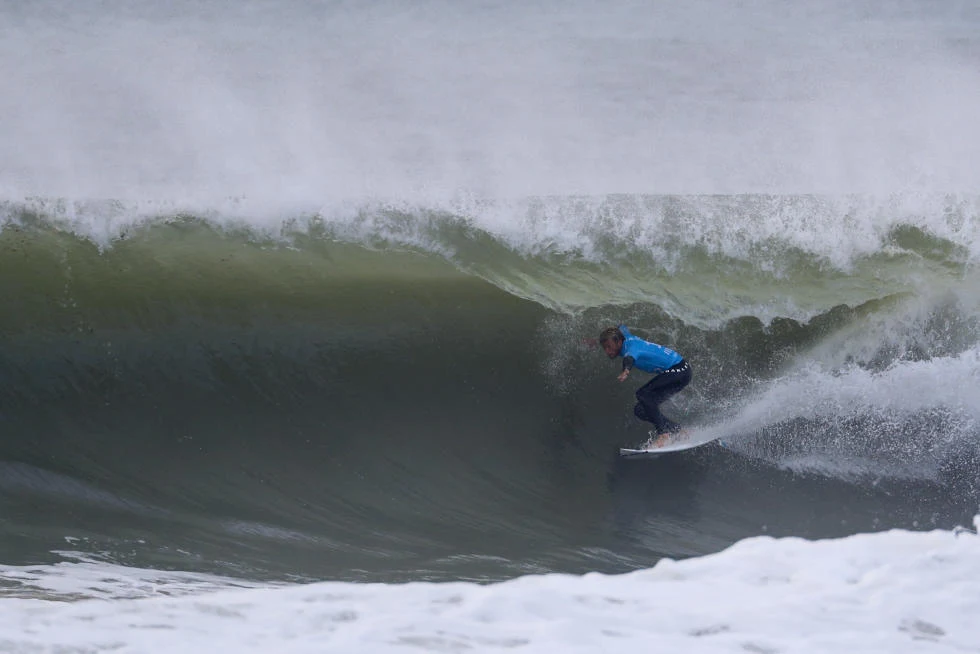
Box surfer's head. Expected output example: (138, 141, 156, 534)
(599, 327, 624, 358)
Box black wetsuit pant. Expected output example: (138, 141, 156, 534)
(633, 360, 692, 434)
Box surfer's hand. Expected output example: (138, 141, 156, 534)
(617, 369, 630, 382)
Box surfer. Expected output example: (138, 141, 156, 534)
(599, 325, 692, 447)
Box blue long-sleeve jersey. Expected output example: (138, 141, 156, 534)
(618, 325, 683, 374)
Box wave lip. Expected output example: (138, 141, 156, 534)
(2, 193, 978, 325)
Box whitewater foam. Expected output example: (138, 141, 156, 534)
(1, 519, 977, 652)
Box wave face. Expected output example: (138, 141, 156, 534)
(1, 195, 978, 582)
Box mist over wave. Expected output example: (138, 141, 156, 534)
(2, 0, 979, 199)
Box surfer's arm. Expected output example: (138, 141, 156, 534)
(617, 356, 634, 382)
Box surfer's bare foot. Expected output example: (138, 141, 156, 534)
(644, 433, 670, 449)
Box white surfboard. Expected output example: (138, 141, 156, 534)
(619, 431, 726, 457)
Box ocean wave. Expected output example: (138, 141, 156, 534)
(1, 194, 978, 581)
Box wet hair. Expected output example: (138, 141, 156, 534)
(598, 327, 623, 345)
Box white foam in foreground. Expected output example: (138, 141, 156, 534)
(1, 520, 978, 653)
